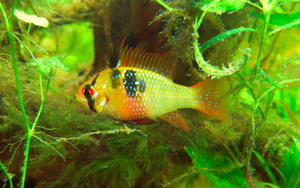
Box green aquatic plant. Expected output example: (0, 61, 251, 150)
(185, 146, 248, 187)
(1, 0, 299, 187)
(281, 137, 300, 187)
(1, 3, 154, 186)
(192, 0, 249, 79)
(29, 56, 69, 75)
(155, 0, 300, 187)
(155, 0, 251, 79)
(252, 135, 300, 188)
(0, 2, 69, 187)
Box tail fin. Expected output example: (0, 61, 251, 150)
(192, 78, 231, 123)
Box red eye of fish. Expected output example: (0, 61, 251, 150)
(89, 88, 95, 96)
(81, 88, 85, 95)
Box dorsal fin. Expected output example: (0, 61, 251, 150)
(118, 37, 178, 79)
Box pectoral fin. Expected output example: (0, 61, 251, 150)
(161, 111, 190, 131)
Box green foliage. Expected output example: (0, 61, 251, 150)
(58, 22, 94, 71)
(185, 146, 247, 188)
(252, 137, 300, 188)
(0, 162, 13, 188)
(30, 56, 69, 74)
(73, 158, 140, 188)
(195, 0, 245, 14)
(254, 11, 300, 26)
(282, 137, 300, 187)
(200, 27, 260, 53)
(1, 0, 300, 187)
(46, 121, 171, 187)
(155, 0, 300, 187)
(257, 67, 284, 88)
(253, 150, 279, 186)
(192, 0, 252, 78)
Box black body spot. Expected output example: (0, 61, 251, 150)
(83, 84, 96, 112)
(111, 68, 121, 89)
(123, 70, 138, 97)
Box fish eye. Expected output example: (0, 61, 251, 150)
(89, 88, 95, 96)
(81, 84, 96, 99)
(82, 85, 95, 97)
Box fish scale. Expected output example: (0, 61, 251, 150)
(118, 68, 195, 119)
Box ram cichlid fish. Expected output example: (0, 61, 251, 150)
(76, 39, 231, 131)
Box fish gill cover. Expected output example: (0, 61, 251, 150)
(0, 0, 299, 188)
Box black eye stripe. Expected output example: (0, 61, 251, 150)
(83, 84, 96, 112)
(84, 84, 92, 99)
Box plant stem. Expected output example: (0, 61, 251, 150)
(237, 72, 265, 119)
(252, 11, 270, 85)
(31, 73, 44, 131)
(246, 131, 254, 188)
(0, 3, 9, 29)
(21, 134, 31, 188)
(0, 2, 29, 131)
(9, 34, 31, 131)
(223, 143, 243, 167)
(49, 85, 77, 101)
(32, 72, 51, 131)
(27, 23, 32, 51)
(0, 161, 13, 188)
(21, 72, 51, 187)
(155, 0, 173, 11)
(1, 1, 34, 187)
(9, 0, 18, 25)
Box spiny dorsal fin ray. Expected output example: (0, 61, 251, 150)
(118, 37, 178, 79)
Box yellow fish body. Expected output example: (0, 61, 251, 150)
(76, 40, 230, 131)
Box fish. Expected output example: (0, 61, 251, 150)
(76, 39, 231, 131)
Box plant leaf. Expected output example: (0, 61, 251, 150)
(258, 67, 285, 88)
(253, 150, 279, 185)
(195, 0, 245, 14)
(268, 19, 300, 37)
(30, 56, 69, 74)
(282, 139, 300, 187)
(200, 27, 260, 52)
(49, 56, 69, 72)
(14, 9, 49, 28)
(186, 146, 248, 187)
(269, 11, 300, 26)
(30, 57, 51, 74)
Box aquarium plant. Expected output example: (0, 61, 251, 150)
(0, 0, 299, 187)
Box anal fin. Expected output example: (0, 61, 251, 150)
(161, 111, 190, 131)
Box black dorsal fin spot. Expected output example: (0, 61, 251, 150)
(91, 74, 99, 86)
